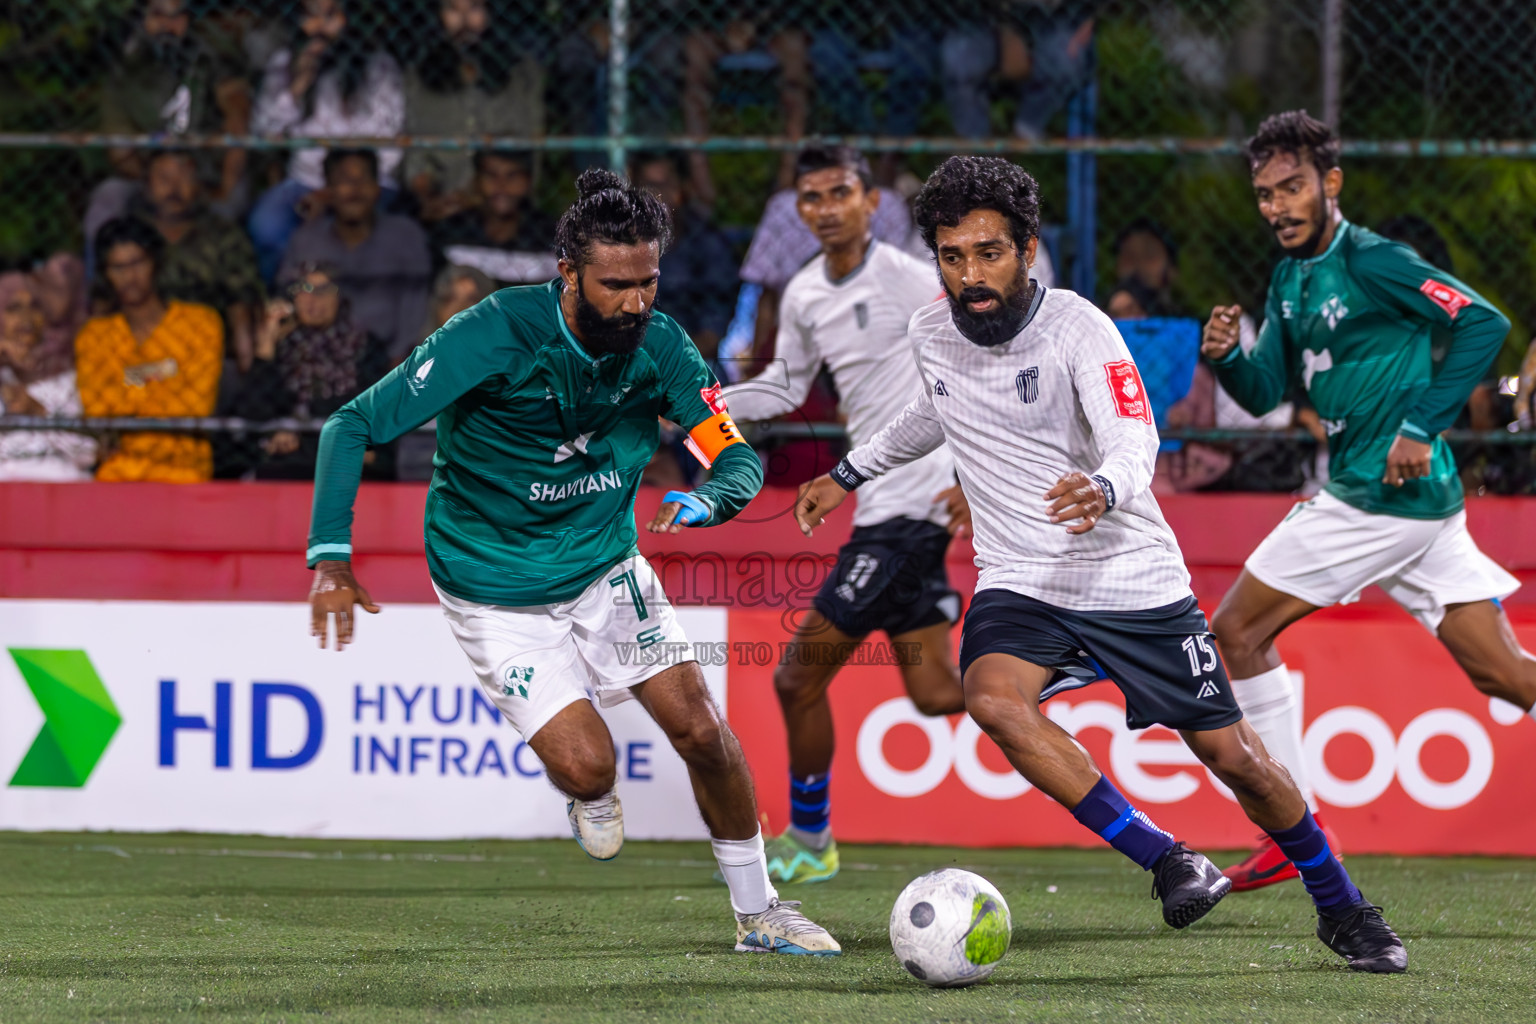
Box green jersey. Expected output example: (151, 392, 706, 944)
(307, 281, 763, 605)
(1213, 221, 1509, 519)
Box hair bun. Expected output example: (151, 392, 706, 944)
(575, 167, 626, 200)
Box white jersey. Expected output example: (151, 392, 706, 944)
(724, 241, 956, 528)
(846, 287, 1192, 612)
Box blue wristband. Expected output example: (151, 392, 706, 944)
(663, 490, 713, 526)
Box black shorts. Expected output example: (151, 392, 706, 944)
(812, 518, 961, 638)
(958, 589, 1243, 733)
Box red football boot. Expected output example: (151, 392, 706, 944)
(1224, 812, 1344, 892)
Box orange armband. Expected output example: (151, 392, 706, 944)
(684, 410, 745, 468)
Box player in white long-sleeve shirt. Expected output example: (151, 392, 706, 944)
(794, 157, 1405, 972)
(723, 145, 969, 884)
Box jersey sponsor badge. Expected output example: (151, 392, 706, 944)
(1103, 360, 1152, 423)
(1419, 279, 1473, 320)
(684, 410, 744, 469)
(699, 382, 729, 415)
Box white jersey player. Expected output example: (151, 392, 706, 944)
(794, 156, 1405, 972)
(722, 145, 969, 884)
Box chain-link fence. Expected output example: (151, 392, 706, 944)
(2, 0, 1535, 491)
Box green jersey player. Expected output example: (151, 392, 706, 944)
(1204, 111, 1536, 892)
(305, 168, 839, 956)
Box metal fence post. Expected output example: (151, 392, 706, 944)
(1066, 63, 1099, 298)
(607, 0, 631, 173)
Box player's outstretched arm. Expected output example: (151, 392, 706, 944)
(793, 474, 851, 537)
(1045, 472, 1109, 535)
(1207, 294, 1290, 417)
(309, 559, 380, 651)
(1201, 304, 1244, 361)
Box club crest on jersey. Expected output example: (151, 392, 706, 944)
(699, 382, 728, 415)
(1420, 279, 1472, 320)
(1015, 366, 1039, 404)
(1103, 360, 1151, 423)
(854, 302, 869, 329)
(1320, 295, 1348, 330)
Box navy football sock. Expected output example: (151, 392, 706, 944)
(789, 772, 830, 835)
(1267, 812, 1361, 911)
(1070, 775, 1176, 870)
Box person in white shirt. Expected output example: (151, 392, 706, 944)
(723, 145, 970, 884)
(792, 157, 1405, 972)
(247, 0, 405, 281)
(0, 272, 96, 481)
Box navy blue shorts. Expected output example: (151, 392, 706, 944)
(812, 518, 961, 638)
(958, 589, 1243, 733)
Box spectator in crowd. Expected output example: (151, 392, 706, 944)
(1113, 215, 1181, 315)
(278, 149, 431, 362)
(631, 152, 738, 363)
(404, 0, 545, 224)
(1104, 276, 1160, 321)
(249, 0, 405, 280)
(129, 150, 264, 371)
(89, 0, 251, 271)
(429, 151, 558, 285)
(942, 0, 1097, 139)
(553, 1, 681, 161)
(0, 272, 96, 481)
(223, 262, 390, 480)
(396, 264, 497, 481)
(75, 218, 223, 483)
(809, 13, 937, 180)
(32, 254, 89, 346)
(683, 5, 809, 204)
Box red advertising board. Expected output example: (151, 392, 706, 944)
(4, 482, 1536, 854)
(726, 606, 1536, 857)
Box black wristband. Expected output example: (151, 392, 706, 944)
(1091, 474, 1117, 512)
(830, 457, 869, 492)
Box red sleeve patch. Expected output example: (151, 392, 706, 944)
(699, 382, 728, 415)
(1104, 360, 1152, 424)
(1419, 279, 1472, 320)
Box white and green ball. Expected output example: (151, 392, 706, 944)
(889, 869, 1012, 987)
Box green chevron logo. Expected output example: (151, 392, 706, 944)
(7, 649, 120, 788)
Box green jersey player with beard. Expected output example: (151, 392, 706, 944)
(305, 168, 840, 957)
(1202, 111, 1536, 899)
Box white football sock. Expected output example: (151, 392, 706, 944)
(1229, 663, 1318, 813)
(712, 830, 778, 916)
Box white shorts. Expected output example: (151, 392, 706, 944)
(1245, 490, 1519, 632)
(435, 554, 694, 739)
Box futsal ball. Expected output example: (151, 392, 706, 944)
(889, 868, 1011, 987)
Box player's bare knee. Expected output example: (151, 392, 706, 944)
(772, 662, 820, 706)
(1210, 605, 1262, 663)
(1201, 745, 1279, 803)
(910, 687, 964, 717)
(667, 712, 730, 772)
(963, 686, 1033, 739)
(548, 757, 616, 802)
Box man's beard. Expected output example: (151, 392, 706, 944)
(575, 280, 651, 357)
(946, 263, 1035, 348)
(1274, 193, 1330, 258)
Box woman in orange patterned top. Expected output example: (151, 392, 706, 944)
(76, 217, 224, 482)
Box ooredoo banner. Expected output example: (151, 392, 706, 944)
(725, 607, 1536, 856)
(0, 600, 727, 840)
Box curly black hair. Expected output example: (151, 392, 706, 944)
(93, 215, 166, 307)
(554, 167, 673, 269)
(912, 156, 1040, 256)
(1244, 110, 1341, 177)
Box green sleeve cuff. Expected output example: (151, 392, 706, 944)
(306, 543, 353, 568)
(1397, 420, 1433, 444)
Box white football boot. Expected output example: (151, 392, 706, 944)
(566, 787, 624, 861)
(735, 898, 841, 956)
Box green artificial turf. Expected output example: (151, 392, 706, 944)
(1, 832, 1532, 1023)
